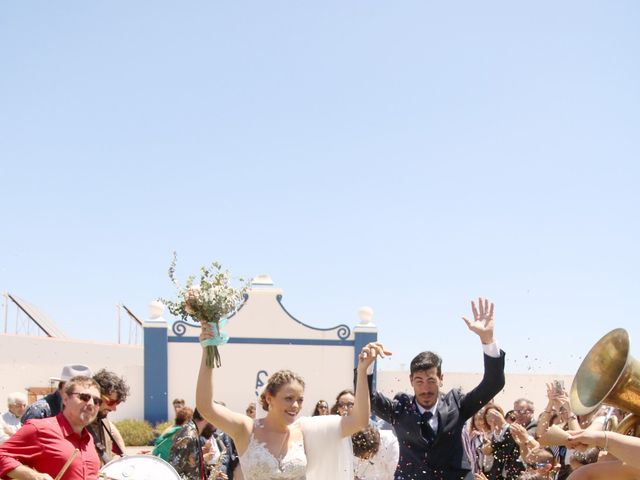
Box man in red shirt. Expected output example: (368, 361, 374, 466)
(0, 376, 101, 480)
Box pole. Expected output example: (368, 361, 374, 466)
(3, 292, 8, 334)
(117, 304, 121, 344)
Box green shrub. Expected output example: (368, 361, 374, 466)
(114, 419, 155, 446)
(154, 420, 173, 435)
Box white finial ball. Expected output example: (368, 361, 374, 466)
(358, 306, 374, 324)
(149, 300, 165, 319)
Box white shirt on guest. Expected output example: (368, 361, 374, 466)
(0, 411, 22, 444)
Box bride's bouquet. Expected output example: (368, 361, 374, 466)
(161, 252, 248, 368)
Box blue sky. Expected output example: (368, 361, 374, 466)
(1, 1, 639, 375)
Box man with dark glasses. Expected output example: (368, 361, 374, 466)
(0, 375, 101, 479)
(88, 369, 130, 465)
(21, 364, 93, 424)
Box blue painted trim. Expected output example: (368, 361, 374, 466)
(144, 326, 168, 424)
(169, 336, 355, 346)
(275, 294, 351, 340)
(171, 293, 352, 341)
(170, 293, 248, 336)
(354, 330, 378, 391)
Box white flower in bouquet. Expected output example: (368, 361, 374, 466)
(161, 252, 248, 368)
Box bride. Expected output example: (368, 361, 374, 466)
(195, 323, 391, 480)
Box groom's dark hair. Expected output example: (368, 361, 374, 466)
(410, 351, 442, 376)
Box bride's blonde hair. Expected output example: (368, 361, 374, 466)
(259, 370, 306, 411)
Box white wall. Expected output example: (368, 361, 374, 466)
(377, 369, 575, 415)
(166, 285, 356, 417)
(0, 333, 143, 421)
(1, 283, 578, 424)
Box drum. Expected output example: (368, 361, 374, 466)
(99, 454, 181, 480)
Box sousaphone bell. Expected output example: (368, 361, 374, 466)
(569, 328, 640, 435)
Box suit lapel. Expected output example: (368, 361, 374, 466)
(435, 395, 449, 439)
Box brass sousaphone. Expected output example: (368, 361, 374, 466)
(570, 328, 640, 436)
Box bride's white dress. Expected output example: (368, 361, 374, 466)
(239, 426, 307, 480)
(239, 416, 353, 480)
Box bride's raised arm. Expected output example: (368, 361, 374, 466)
(195, 323, 253, 452)
(340, 342, 392, 437)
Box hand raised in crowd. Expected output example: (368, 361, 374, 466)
(545, 382, 570, 411)
(509, 422, 529, 443)
(484, 408, 505, 428)
(359, 342, 393, 371)
(545, 382, 558, 407)
(462, 297, 495, 344)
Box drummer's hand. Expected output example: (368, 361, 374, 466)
(9, 466, 54, 480)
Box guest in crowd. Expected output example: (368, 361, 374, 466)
(0, 393, 27, 444)
(153, 407, 194, 461)
(312, 400, 329, 416)
(173, 398, 186, 416)
(87, 368, 130, 466)
(352, 424, 399, 480)
(464, 405, 491, 475)
(0, 375, 101, 480)
(21, 364, 92, 423)
(513, 398, 537, 436)
(169, 407, 215, 480)
(331, 389, 355, 416)
(484, 404, 525, 480)
(522, 447, 557, 480)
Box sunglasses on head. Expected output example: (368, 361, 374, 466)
(101, 395, 121, 407)
(527, 461, 551, 469)
(70, 392, 102, 406)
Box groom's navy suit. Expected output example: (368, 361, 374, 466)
(370, 350, 505, 480)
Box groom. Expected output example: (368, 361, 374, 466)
(367, 298, 505, 480)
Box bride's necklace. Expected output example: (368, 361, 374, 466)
(273, 429, 290, 472)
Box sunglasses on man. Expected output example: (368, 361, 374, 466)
(69, 392, 102, 406)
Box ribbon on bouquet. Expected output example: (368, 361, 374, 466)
(200, 318, 230, 348)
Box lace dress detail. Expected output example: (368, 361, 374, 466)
(239, 425, 307, 480)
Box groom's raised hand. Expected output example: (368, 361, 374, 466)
(462, 297, 495, 344)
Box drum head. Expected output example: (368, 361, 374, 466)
(100, 454, 181, 480)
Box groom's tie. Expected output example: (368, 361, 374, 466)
(420, 411, 436, 443)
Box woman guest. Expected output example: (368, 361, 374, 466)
(331, 390, 355, 416)
(311, 401, 329, 416)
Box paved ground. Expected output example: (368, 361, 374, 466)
(124, 446, 152, 455)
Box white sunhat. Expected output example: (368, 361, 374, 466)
(50, 364, 93, 382)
